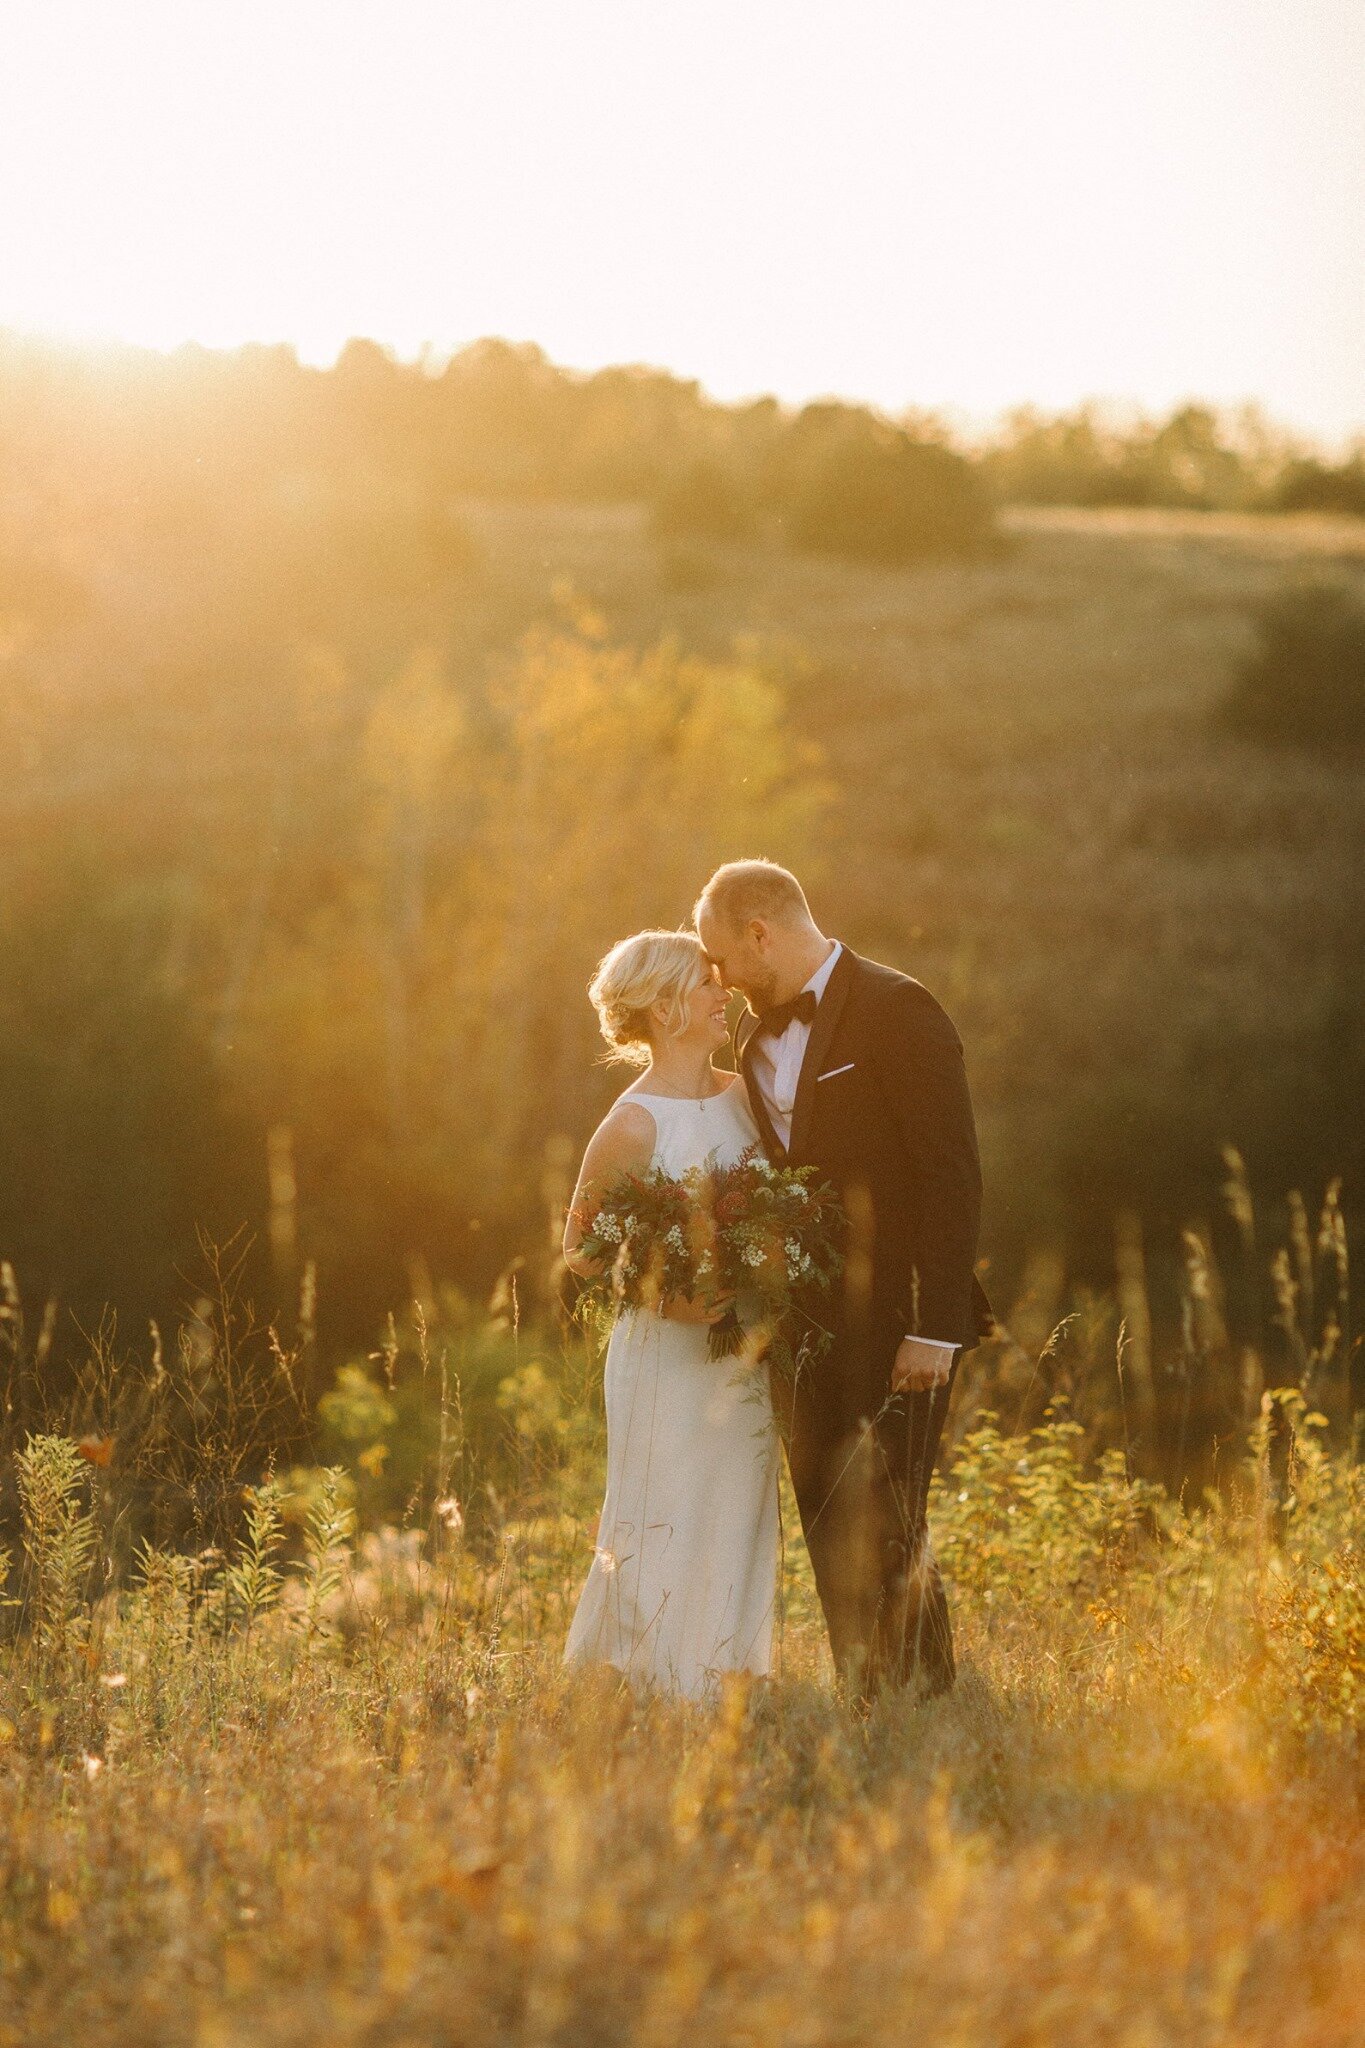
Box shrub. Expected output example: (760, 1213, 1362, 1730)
(931, 1408, 1167, 1606)
(0, 870, 263, 1333)
(242, 624, 826, 1327)
(224, 1476, 286, 1631)
(1253, 1392, 1365, 1734)
(1271, 456, 1365, 519)
(789, 427, 992, 564)
(1221, 581, 1365, 750)
(15, 1434, 98, 1666)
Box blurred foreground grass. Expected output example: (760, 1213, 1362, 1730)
(0, 1377, 1359, 2047)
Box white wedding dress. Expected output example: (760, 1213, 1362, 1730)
(564, 1080, 781, 1699)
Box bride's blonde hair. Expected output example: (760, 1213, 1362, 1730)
(589, 929, 712, 1066)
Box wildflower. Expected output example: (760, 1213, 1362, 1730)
(596, 1546, 619, 1575)
(435, 1497, 465, 1538)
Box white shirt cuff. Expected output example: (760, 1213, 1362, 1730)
(901, 1336, 957, 1355)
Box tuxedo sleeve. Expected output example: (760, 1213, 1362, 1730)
(871, 987, 983, 1347)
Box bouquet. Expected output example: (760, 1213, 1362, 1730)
(571, 1147, 844, 1378)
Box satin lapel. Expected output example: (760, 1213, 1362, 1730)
(735, 1009, 785, 1162)
(787, 945, 857, 1162)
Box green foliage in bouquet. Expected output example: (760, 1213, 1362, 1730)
(571, 1148, 844, 1379)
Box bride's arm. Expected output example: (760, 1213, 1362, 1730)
(562, 1103, 656, 1277)
(562, 1106, 730, 1325)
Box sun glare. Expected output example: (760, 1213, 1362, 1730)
(0, 0, 1361, 431)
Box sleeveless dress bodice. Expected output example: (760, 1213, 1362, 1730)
(563, 1079, 781, 1698)
(628, 1082, 761, 1178)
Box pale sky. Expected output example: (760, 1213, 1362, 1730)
(1, 0, 1362, 440)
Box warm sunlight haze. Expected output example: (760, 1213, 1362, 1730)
(1, 6, 1362, 2045)
(0, 0, 1362, 435)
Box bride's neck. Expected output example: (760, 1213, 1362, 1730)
(643, 1041, 718, 1097)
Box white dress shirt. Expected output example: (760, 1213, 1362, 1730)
(749, 941, 956, 1365)
(747, 941, 844, 1154)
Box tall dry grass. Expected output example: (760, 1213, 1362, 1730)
(0, 1223, 1359, 2047)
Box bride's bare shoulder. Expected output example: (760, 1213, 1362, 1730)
(578, 1094, 656, 1175)
(604, 1092, 658, 1135)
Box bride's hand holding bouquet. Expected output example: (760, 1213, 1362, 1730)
(660, 1289, 735, 1327)
(570, 1147, 844, 1377)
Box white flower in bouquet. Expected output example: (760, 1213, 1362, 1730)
(572, 1148, 844, 1380)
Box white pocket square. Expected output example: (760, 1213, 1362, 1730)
(816, 1062, 855, 1082)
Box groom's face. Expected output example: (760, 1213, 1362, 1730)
(696, 908, 778, 1015)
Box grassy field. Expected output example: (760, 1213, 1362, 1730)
(0, 1379, 1360, 2048)
(4, 492, 1363, 1366)
(3, 491, 1363, 2042)
(460, 499, 1365, 1272)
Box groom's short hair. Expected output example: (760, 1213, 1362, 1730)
(695, 860, 813, 931)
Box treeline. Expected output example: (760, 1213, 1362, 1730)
(2, 334, 1360, 596)
(980, 403, 1365, 517)
(0, 330, 992, 570)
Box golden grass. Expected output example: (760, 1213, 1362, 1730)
(0, 1398, 1360, 2048)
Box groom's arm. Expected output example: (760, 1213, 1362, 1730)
(871, 983, 983, 1354)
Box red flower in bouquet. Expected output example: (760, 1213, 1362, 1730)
(573, 1148, 844, 1380)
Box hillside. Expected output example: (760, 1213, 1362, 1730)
(2, 477, 1362, 1379)
(464, 499, 1365, 1284)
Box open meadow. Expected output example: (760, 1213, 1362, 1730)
(2, 348, 1363, 2045)
(4, 3, 1363, 2037)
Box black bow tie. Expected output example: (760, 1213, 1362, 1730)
(759, 988, 818, 1036)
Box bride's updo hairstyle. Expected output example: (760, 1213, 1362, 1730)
(589, 930, 711, 1067)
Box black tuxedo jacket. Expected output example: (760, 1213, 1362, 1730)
(737, 946, 993, 1359)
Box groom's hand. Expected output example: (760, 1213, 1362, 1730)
(892, 1336, 955, 1395)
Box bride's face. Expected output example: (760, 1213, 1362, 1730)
(656, 966, 729, 1054)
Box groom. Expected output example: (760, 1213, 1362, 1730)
(695, 860, 993, 1703)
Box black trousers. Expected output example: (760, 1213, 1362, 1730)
(772, 1341, 961, 1704)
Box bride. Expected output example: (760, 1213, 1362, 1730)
(562, 929, 781, 1698)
